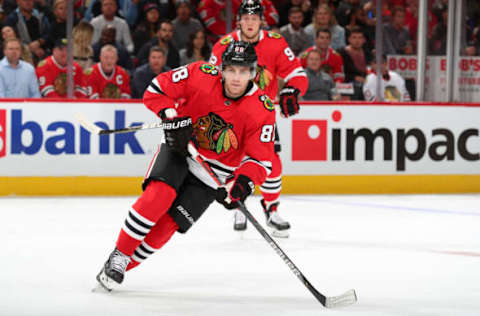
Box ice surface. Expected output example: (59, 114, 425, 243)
(1, 194, 479, 316)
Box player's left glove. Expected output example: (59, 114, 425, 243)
(216, 175, 254, 210)
(279, 86, 300, 117)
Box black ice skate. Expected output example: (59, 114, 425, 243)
(233, 209, 247, 231)
(261, 199, 290, 238)
(96, 248, 131, 291)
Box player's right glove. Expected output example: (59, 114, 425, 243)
(216, 175, 254, 210)
(162, 116, 194, 157)
(279, 86, 300, 117)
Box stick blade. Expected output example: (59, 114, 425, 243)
(75, 113, 102, 135)
(325, 289, 357, 308)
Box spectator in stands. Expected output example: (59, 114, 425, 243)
(338, 26, 372, 100)
(5, 0, 50, 63)
(464, 41, 478, 56)
(302, 49, 337, 100)
(277, 0, 312, 27)
(131, 45, 169, 98)
(172, 0, 202, 51)
(179, 28, 209, 65)
(429, 7, 447, 55)
(36, 38, 87, 98)
(84, 44, 131, 99)
(137, 19, 179, 69)
(73, 21, 95, 70)
(0, 37, 40, 97)
(363, 55, 411, 102)
(132, 2, 160, 55)
(299, 28, 345, 82)
(84, 0, 139, 28)
(383, 6, 412, 55)
(305, 4, 346, 51)
(1, 25, 33, 64)
(344, 5, 374, 51)
(91, 0, 134, 54)
(92, 24, 133, 71)
(335, 0, 361, 27)
(45, 0, 70, 51)
(279, 6, 310, 55)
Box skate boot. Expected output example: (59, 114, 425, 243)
(261, 199, 290, 238)
(96, 248, 131, 291)
(233, 209, 247, 231)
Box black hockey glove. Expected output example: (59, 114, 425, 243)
(162, 116, 194, 157)
(216, 175, 254, 210)
(279, 86, 300, 117)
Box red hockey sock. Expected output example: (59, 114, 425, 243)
(126, 214, 178, 271)
(260, 152, 282, 209)
(116, 180, 177, 256)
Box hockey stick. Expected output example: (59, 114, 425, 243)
(186, 143, 357, 308)
(75, 113, 163, 135)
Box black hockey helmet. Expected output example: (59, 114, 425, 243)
(221, 40, 257, 75)
(238, 0, 263, 18)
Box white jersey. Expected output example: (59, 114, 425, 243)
(363, 71, 411, 102)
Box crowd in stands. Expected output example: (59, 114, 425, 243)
(0, 0, 479, 101)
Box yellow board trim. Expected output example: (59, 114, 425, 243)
(1, 175, 480, 196)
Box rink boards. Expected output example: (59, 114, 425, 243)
(0, 99, 479, 195)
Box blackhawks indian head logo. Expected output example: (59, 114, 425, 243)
(193, 112, 238, 154)
(254, 65, 273, 90)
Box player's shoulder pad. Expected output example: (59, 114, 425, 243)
(84, 67, 93, 75)
(220, 34, 234, 45)
(258, 94, 275, 112)
(37, 59, 47, 67)
(267, 31, 282, 39)
(199, 63, 219, 76)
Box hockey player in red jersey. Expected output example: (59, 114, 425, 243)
(36, 39, 87, 98)
(83, 45, 131, 99)
(209, 0, 308, 237)
(96, 41, 276, 291)
(197, 0, 279, 40)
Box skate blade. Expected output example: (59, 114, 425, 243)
(270, 228, 290, 238)
(95, 268, 118, 292)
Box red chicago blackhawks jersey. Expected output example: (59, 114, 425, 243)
(83, 63, 131, 99)
(210, 30, 308, 100)
(299, 46, 345, 82)
(143, 61, 276, 188)
(197, 0, 279, 38)
(35, 56, 87, 98)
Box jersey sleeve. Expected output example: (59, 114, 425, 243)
(263, 0, 279, 27)
(74, 64, 88, 98)
(119, 68, 131, 99)
(362, 74, 376, 101)
(197, 0, 226, 36)
(36, 61, 58, 98)
(234, 98, 276, 185)
(331, 53, 345, 83)
(272, 35, 309, 96)
(143, 63, 197, 116)
(84, 67, 99, 99)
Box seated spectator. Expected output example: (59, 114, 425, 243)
(92, 24, 133, 71)
(1, 25, 33, 64)
(464, 41, 479, 56)
(36, 38, 87, 98)
(137, 20, 179, 69)
(179, 29, 210, 65)
(279, 7, 310, 56)
(363, 55, 411, 102)
(131, 45, 169, 98)
(305, 4, 346, 51)
(91, 0, 134, 53)
(73, 21, 95, 71)
(45, 0, 71, 51)
(429, 8, 447, 56)
(302, 49, 337, 100)
(338, 27, 372, 100)
(84, 44, 131, 99)
(5, 0, 51, 63)
(84, 0, 139, 27)
(132, 3, 160, 55)
(344, 5, 374, 52)
(335, 0, 361, 27)
(0, 38, 40, 97)
(383, 6, 412, 55)
(172, 0, 203, 51)
(299, 28, 344, 82)
(277, 0, 312, 28)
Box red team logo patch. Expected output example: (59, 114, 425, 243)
(292, 120, 327, 161)
(0, 109, 6, 158)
